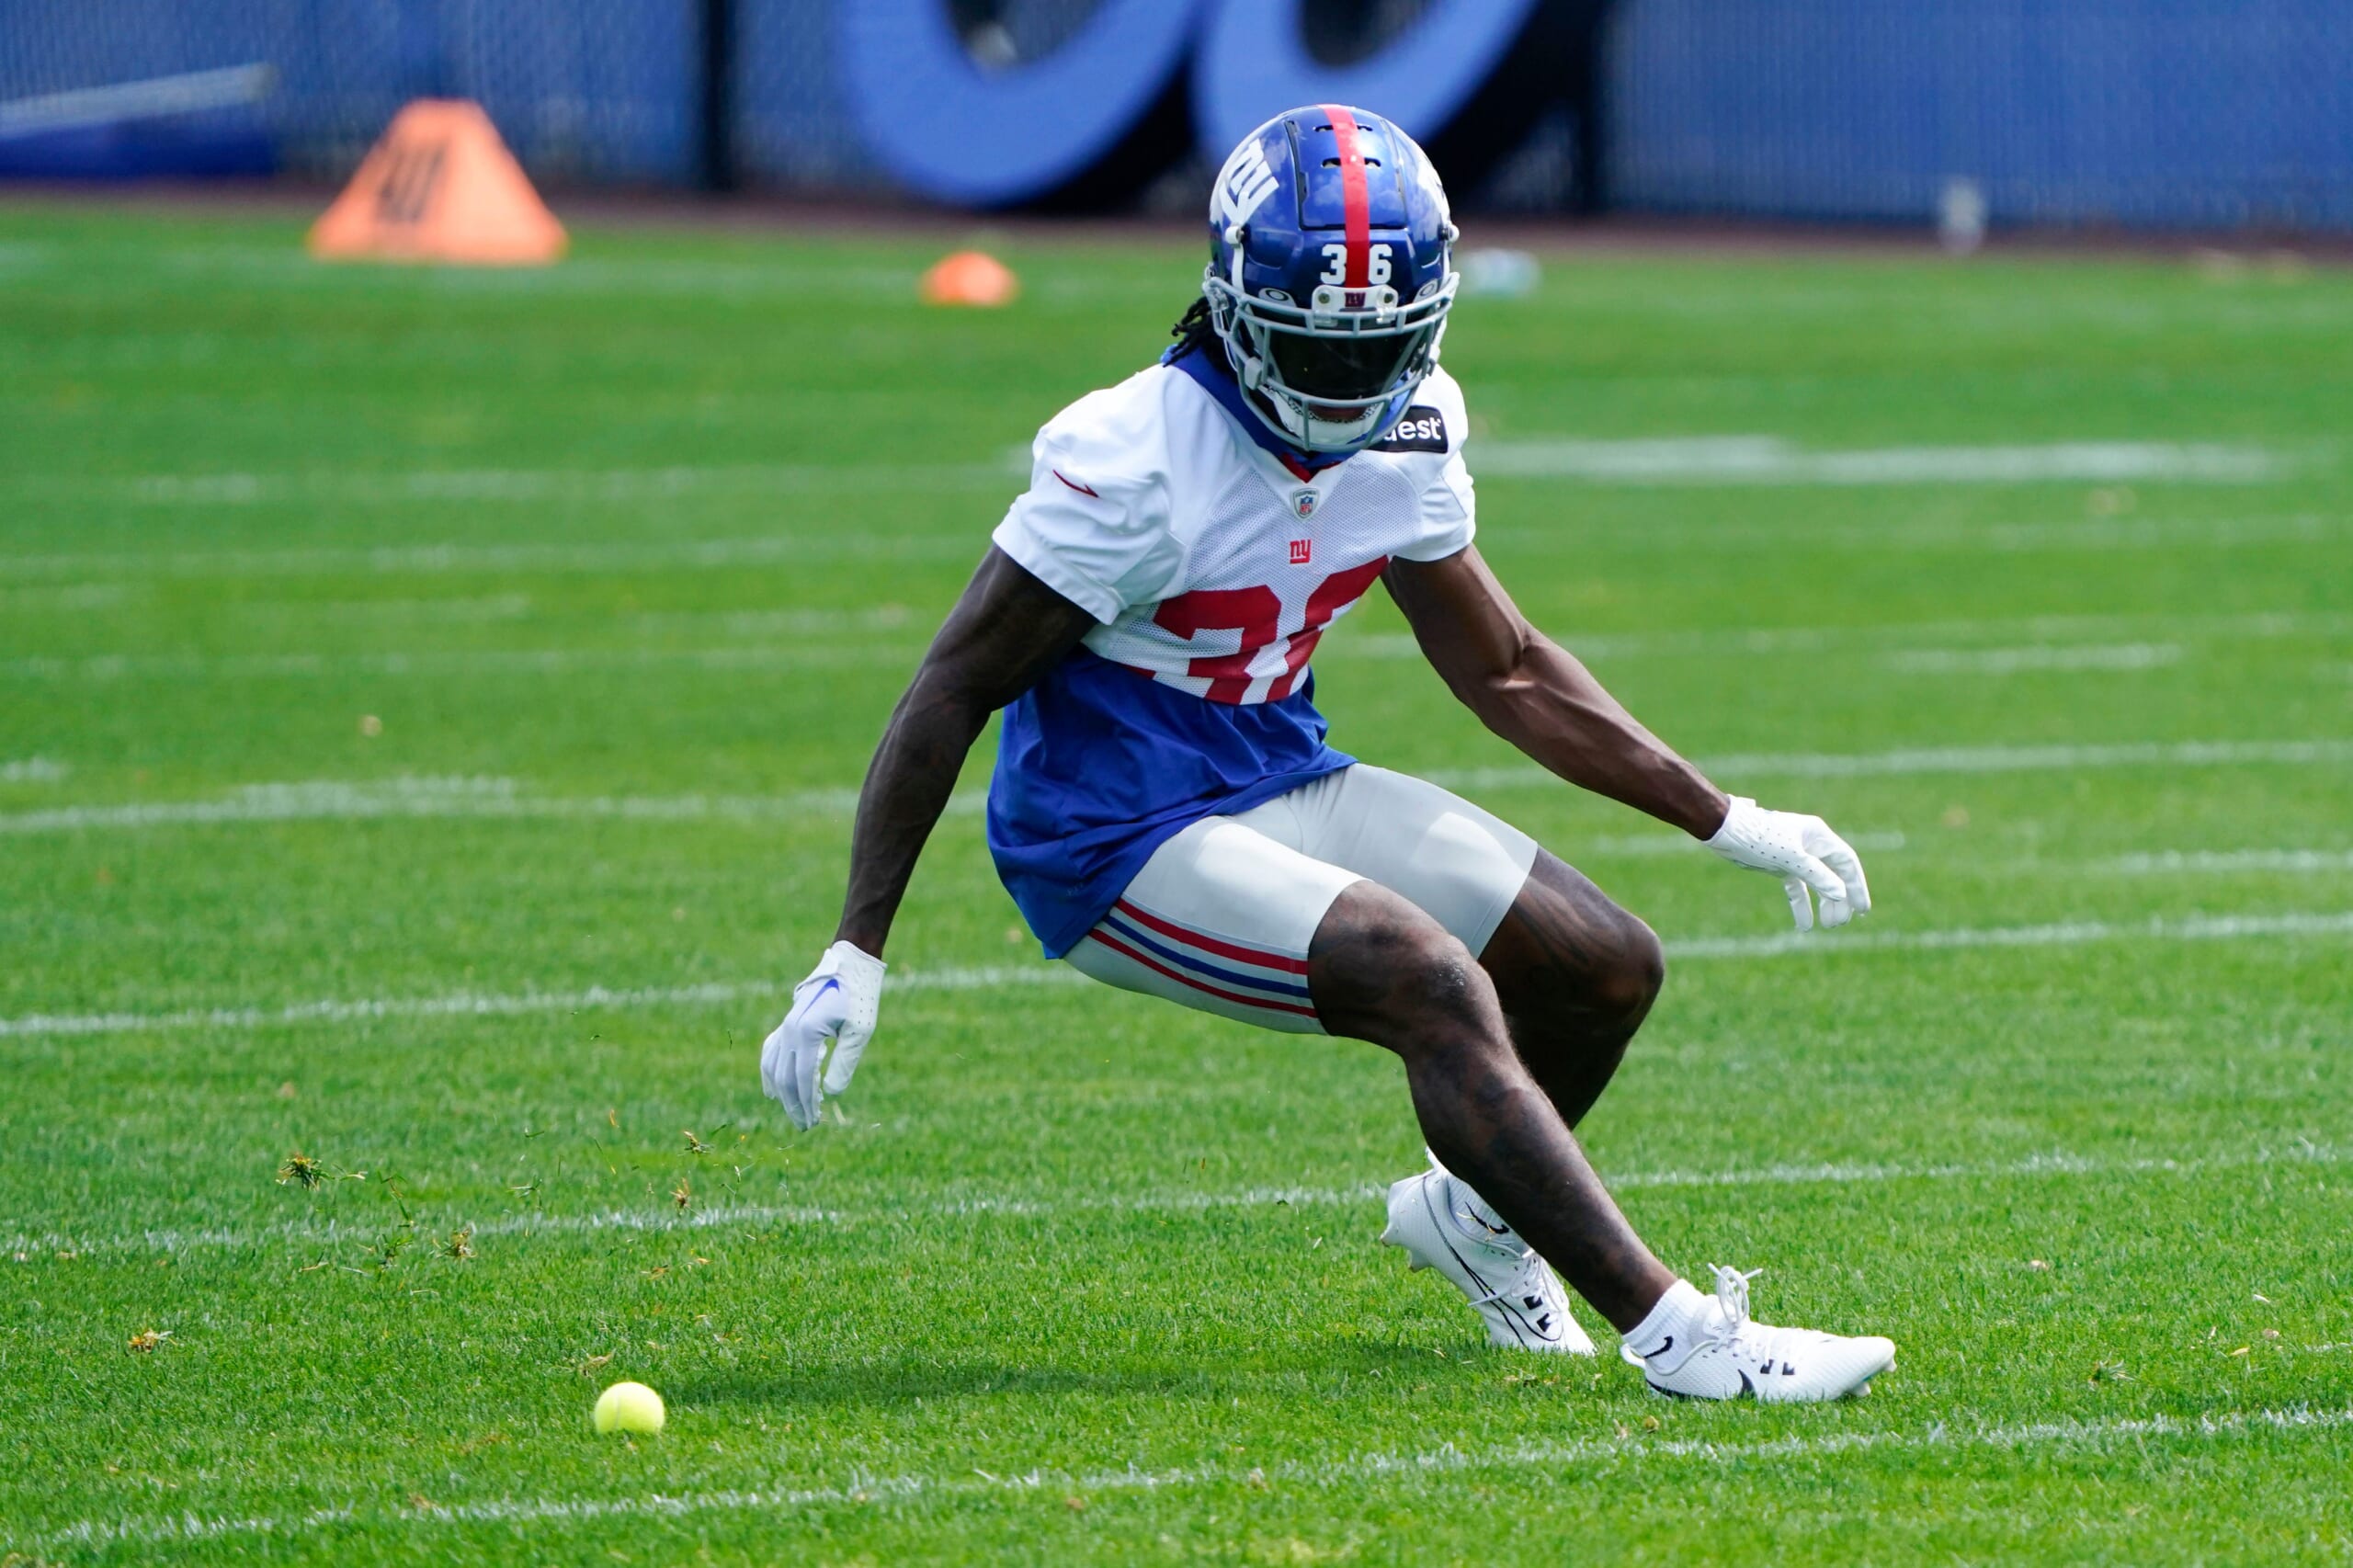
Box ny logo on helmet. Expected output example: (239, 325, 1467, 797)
(1214, 135, 1278, 233)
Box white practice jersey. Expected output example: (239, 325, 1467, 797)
(991, 360, 1476, 704)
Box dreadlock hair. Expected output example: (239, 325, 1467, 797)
(1168, 294, 1219, 362)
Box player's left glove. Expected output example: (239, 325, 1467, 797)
(1704, 796, 1874, 931)
(760, 940, 887, 1131)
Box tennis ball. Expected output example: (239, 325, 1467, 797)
(593, 1381, 665, 1436)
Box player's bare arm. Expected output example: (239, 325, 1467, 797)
(1386, 544, 1728, 837)
(760, 548, 1090, 1127)
(1392, 543, 1872, 928)
(834, 548, 1097, 957)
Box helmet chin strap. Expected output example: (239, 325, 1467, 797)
(1261, 378, 1404, 455)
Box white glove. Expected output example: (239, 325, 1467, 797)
(760, 940, 887, 1131)
(1704, 796, 1874, 931)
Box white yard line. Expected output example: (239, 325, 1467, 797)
(58, 460, 1009, 507)
(0, 959, 1064, 1041)
(1427, 736, 2353, 791)
(1469, 436, 2292, 485)
(0, 642, 926, 681)
(9, 1141, 2339, 1262)
(13, 437, 2287, 515)
(25, 1403, 2353, 1552)
(0, 756, 68, 783)
(1499, 511, 2346, 559)
(0, 531, 983, 584)
(1694, 736, 2353, 778)
(233, 592, 538, 624)
(1586, 828, 1913, 857)
(13, 607, 2337, 685)
(6, 906, 2348, 1047)
(0, 775, 944, 834)
(0, 510, 2335, 585)
(1352, 608, 2352, 665)
(1885, 642, 2183, 674)
(6, 739, 2346, 836)
(1666, 908, 2353, 959)
(0, 580, 134, 611)
(2105, 848, 2353, 875)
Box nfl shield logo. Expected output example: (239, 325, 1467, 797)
(1294, 491, 1318, 519)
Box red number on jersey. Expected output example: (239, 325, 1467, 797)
(1152, 585, 1281, 703)
(1152, 556, 1391, 704)
(1268, 555, 1391, 699)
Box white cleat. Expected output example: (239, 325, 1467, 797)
(1624, 1266, 1894, 1403)
(1378, 1158, 1597, 1355)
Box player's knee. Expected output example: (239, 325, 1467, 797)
(1374, 924, 1497, 1052)
(1314, 884, 1504, 1051)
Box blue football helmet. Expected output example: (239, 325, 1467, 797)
(1204, 105, 1460, 454)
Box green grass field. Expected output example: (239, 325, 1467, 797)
(3, 203, 2350, 1565)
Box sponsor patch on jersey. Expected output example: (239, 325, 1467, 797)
(1374, 406, 1449, 454)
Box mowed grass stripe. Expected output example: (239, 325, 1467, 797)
(5, 738, 2348, 835)
(0, 510, 2340, 584)
(8, 600, 2347, 653)
(28, 1404, 2353, 1555)
(2, 435, 2297, 507)
(9, 1141, 2343, 1260)
(16, 630, 2345, 683)
(6, 908, 2349, 1042)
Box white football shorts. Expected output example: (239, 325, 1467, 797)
(1063, 764, 1540, 1035)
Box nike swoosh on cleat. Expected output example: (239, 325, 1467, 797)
(1422, 1182, 1549, 1346)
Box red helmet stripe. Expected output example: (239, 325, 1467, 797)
(1322, 104, 1371, 289)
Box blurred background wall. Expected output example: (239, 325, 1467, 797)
(2, 0, 2347, 231)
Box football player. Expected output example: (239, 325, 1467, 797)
(764, 106, 1893, 1402)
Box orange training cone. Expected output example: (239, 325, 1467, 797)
(309, 99, 565, 267)
(920, 249, 1018, 307)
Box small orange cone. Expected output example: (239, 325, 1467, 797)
(309, 99, 565, 267)
(920, 249, 1018, 307)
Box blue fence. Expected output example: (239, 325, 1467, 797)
(1, 0, 2347, 230)
(1612, 0, 2353, 231)
(0, 0, 704, 182)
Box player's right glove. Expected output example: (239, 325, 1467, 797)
(759, 940, 887, 1131)
(1704, 796, 1874, 932)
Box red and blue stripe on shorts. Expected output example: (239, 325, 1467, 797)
(1084, 898, 1317, 1020)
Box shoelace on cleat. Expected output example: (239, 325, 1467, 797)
(1700, 1263, 1768, 1358)
(1462, 1248, 1551, 1310)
